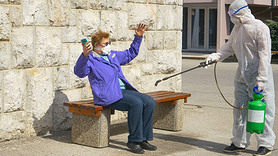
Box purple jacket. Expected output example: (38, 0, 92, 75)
(74, 35, 142, 106)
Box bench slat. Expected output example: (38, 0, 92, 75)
(147, 92, 184, 99)
(64, 100, 94, 106)
(146, 92, 191, 102)
(152, 93, 191, 103)
(145, 91, 174, 96)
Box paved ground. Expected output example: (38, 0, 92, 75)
(0, 59, 277, 156)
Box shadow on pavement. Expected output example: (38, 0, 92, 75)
(109, 140, 129, 151)
(41, 130, 73, 144)
(154, 133, 255, 155)
(40, 128, 258, 155)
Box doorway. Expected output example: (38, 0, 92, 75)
(182, 7, 217, 53)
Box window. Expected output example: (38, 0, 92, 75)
(182, 7, 188, 50)
(191, 9, 205, 49)
(182, 6, 218, 53)
(209, 9, 217, 49)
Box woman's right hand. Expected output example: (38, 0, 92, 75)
(82, 42, 93, 58)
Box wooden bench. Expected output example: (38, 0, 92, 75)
(64, 90, 191, 147)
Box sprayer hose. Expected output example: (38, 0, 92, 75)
(213, 62, 247, 110)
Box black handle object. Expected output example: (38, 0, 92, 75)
(200, 60, 217, 67)
(154, 80, 162, 86)
(154, 60, 217, 86)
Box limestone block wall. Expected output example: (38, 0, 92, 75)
(0, 0, 183, 141)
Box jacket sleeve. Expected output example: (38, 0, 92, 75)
(115, 35, 143, 65)
(256, 24, 271, 83)
(74, 53, 90, 78)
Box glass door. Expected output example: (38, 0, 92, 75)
(182, 7, 217, 53)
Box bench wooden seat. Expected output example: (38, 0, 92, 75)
(63, 90, 191, 147)
(146, 91, 190, 103)
(64, 99, 103, 117)
(64, 91, 190, 116)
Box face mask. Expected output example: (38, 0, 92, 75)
(231, 16, 241, 25)
(94, 44, 111, 55)
(102, 44, 111, 55)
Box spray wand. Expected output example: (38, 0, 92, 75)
(155, 60, 217, 86)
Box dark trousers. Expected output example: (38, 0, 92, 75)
(108, 89, 155, 142)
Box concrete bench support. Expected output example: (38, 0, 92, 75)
(153, 99, 184, 131)
(71, 108, 111, 147)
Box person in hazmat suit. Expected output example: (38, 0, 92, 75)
(205, 0, 275, 155)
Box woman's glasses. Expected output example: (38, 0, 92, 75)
(99, 41, 111, 46)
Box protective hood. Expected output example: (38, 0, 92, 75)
(228, 0, 251, 25)
(229, 0, 248, 13)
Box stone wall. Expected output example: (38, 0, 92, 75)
(0, 0, 183, 141)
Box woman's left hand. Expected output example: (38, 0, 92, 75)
(134, 23, 148, 37)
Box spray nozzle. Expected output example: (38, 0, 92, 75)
(155, 80, 161, 86)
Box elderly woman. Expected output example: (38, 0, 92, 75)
(74, 23, 156, 154)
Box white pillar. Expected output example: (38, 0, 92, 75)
(217, 0, 227, 50)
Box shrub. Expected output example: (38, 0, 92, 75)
(265, 19, 278, 51)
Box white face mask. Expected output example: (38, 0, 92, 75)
(94, 44, 111, 55)
(102, 44, 111, 55)
(231, 16, 241, 25)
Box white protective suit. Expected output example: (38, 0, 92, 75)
(206, 0, 276, 150)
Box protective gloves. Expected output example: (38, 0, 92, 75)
(256, 81, 265, 91)
(204, 54, 219, 69)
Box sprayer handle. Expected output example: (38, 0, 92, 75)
(200, 60, 217, 67)
(253, 86, 263, 94)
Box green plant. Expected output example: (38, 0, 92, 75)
(265, 20, 278, 51)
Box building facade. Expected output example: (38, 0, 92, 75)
(182, 0, 278, 54)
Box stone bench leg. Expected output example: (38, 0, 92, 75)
(71, 108, 111, 147)
(153, 99, 184, 131)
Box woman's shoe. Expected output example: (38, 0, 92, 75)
(139, 141, 157, 151)
(127, 141, 145, 154)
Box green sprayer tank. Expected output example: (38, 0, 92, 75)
(246, 86, 266, 134)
